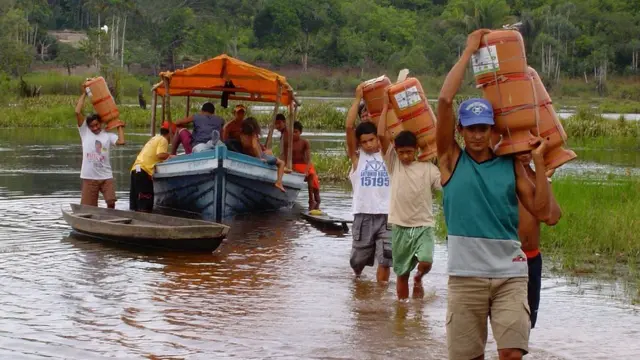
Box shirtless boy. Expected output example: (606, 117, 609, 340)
(516, 153, 562, 329)
(290, 121, 321, 210)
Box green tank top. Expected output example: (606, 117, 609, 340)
(442, 150, 527, 278)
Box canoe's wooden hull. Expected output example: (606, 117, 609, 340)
(62, 204, 230, 252)
(67, 229, 225, 252)
(153, 145, 306, 224)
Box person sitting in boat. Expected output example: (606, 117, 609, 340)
(130, 121, 174, 212)
(222, 104, 247, 152)
(240, 117, 286, 192)
(289, 121, 321, 210)
(172, 102, 224, 154)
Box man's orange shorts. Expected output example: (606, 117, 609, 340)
(292, 163, 320, 190)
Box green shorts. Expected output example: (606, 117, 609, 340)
(391, 225, 435, 276)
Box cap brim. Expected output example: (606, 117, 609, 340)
(460, 116, 494, 127)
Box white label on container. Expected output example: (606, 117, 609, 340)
(85, 87, 93, 98)
(393, 86, 422, 110)
(472, 45, 499, 75)
(363, 75, 387, 86)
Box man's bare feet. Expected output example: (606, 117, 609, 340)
(284, 167, 292, 174)
(274, 182, 286, 192)
(308, 201, 317, 211)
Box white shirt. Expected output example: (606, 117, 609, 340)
(349, 150, 390, 215)
(78, 122, 118, 180)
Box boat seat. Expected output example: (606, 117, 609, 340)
(102, 217, 133, 224)
(74, 213, 94, 218)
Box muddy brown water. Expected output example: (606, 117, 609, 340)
(0, 130, 639, 359)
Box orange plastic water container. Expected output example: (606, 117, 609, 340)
(473, 30, 528, 86)
(528, 67, 552, 106)
(527, 67, 577, 170)
(385, 109, 404, 138)
(362, 75, 392, 124)
(481, 73, 537, 155)
(387, 78, 437, 161)
(532, 104, 577, 170)
(84, 77, 122, 129)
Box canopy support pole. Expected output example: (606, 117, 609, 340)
(150, 91, 157, 136)
(265, 83, 282, 149)
(161, 96, 166, 125)
(163, 77, 172, 126)
(287, 103, 295, 170)
(186, 96, 191, 117)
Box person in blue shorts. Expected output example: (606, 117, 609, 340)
(239, 117, 286, 192)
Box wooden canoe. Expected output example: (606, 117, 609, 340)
(62, 204, 230, 252)
(301, 210, 352, 233)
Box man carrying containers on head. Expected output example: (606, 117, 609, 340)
(436, 29, 560, 360)
(74, 88, 125, 209)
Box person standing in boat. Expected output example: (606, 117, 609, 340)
(75, 91, 125, 209)
(129, 122, 174, 212)
(289, 121, 321, 211)
(173, 102, 224, 154)
(515, 153, 562, 329)
(436, 29, 554, 360)
(346, 83, 392, 283)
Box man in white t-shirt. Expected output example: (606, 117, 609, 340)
(75, 91, 125, 208)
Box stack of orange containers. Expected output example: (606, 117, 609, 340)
(473, 30, 537, 155)
(387, 78, 438, 162)
(362, 76, 403, 137)
(84, 77, 125, 130)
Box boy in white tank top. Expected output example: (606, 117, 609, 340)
(345, 84, 392, 282)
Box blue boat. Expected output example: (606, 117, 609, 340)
(148, 55, 305, 223)
(153, 145, 306, 223)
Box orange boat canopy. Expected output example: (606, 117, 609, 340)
(152, 54, 297, 105)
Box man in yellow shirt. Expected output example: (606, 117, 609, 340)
(129, 122, 174, 212)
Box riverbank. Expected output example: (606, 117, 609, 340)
(2, 94, 640, 140)
(3, 71, 640, 113)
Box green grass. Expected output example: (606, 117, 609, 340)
(540, 175, 640, 276)
(563, 107, 640, 139)
(0, 94, 349, 130)
(312, 153, 352, 182)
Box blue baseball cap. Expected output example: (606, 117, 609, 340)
(458, 99, 495, 127)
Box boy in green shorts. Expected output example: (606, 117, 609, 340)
(378, 94, 442, 300)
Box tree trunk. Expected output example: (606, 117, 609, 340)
(121, 16, 127, 68)
(302, 32, 310, 72)
(97, 13, 101, 68)
(110, 17, 115, 59)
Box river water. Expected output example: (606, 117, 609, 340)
(1, 129, 639, 359)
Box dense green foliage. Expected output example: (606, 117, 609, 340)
(1, 0, 639, 86)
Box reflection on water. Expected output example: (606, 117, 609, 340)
(0, 130, 639, 359)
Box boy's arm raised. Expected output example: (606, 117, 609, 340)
(377, 88, 391, 154)
(346, 84, 363, 169)
(75, 92, 86, 127)
(516, 138, 552, 223)
(437, 29, 490, 176)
